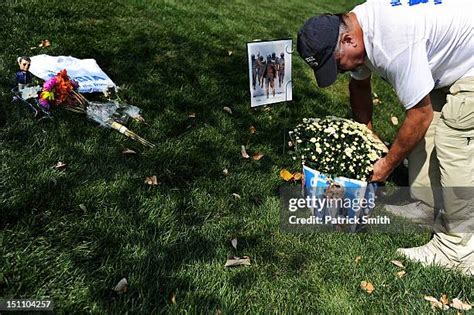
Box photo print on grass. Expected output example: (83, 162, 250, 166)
(247, 39, 292, 107)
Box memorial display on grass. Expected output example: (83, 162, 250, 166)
(12, 56, 154, 147)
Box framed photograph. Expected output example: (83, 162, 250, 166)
(247, 39, 292, 107)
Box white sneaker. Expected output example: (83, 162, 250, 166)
(384, 201, 434, 225)
(397, 234, 474, 276)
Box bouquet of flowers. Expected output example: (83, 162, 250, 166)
(290, 116, 386, 181)
(39, 69, 80, 111)
(38, 69, 155, 148)
(290, 116, 387, 232)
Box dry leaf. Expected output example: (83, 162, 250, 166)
(252, 152, 264, 161)
(225, 256, 251, 267)
(293, 172, 303, 181)
(280, 169, 293, 181)
(144, 175, 159, 185)
(188, 112, 196, 118)
(231, 238, 237, 250)
(39, 39, 51, 48)
(228, 50, 233, 56)
(355, 256, 362, 264)
(424, 296, 449, 310)
(122, 149, 136, 155)
(396, 270, 406, 278)
(232, 193, 241, 199)
(169, 292, 176, 305)
(390, 260, 405, 269)
(223, 168, 229, 176)
(54, 161, 67, 170)
(450, 298, 472, 311)
(360, 281, 375, 294)
(241, 145, 250, 159)
(249, 126, 257, 134)
(391, 116, 399, 125)
(373, 98, 382, 105)
(223, 106, 233, 114)
(114, 278, 128, 294)
(440, 294, 449, 305)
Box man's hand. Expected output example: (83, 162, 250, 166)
(371, 157, 393, 182)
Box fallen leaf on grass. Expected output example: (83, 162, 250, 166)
(232, 193, 241, 199)
(396, 270, 406, 278)
(241, 145, 250, 159)
(188, 112, 196, 118)
(360, 281, 374, 294)
(54, 161, 67, 170)
(114, 278, 128, 294)
(450, 298, 472, 311)
(223, 168, 229, 176)
(225, 256, 251, 267)
(372, 93, 382, 105)
(122, 149, 136, 155)
(228, 50, 233, 56)
(169, 292, 176, 305)
(280, 169, 294, 181)
(355, 256, 362, 264)
(390, 260, 405, 269)
(39, 39, 51, 48)
(231, 238, 237, 250)
(223, 106, 233, 114)
(424, 296, 449, 310)
(144, 176, 159, 185)
(391, 116, 399, 126)
(293, 172, 303, 181)
(252, 152, 264, 161)
(249, 126, 257, 134)
(440, 294, 449, 305)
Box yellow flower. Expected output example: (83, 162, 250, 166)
(41, 90, 55, 101)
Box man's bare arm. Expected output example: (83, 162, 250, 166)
(371, 94, 433, 182)
(349, 76, 373, 130)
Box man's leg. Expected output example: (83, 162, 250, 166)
(398, 77, 474, 275)
(408, 89, 446, 209)
(385, 89, 445, 223)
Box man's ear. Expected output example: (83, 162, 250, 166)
(341, 33, 357, 47)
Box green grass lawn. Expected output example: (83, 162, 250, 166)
(1, 0, 472, 313)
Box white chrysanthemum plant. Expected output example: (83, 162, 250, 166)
(290, 116, 388, 230)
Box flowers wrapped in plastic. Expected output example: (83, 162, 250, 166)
(290, 116, 388, 231)
(39, 69, 155, 148)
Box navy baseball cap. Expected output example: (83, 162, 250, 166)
(297, 14, 340, 88)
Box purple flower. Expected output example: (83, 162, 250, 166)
(43, 77, 57, 91)
(39, 98, 50, 109)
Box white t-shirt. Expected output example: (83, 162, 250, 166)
(351, 0, 473, 110)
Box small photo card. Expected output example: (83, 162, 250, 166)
(247, 39, 292, 107)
